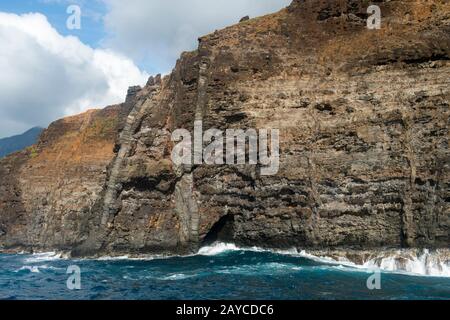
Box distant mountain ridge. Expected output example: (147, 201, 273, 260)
(0, 127, 44, 158)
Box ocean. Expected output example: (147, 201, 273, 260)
(0, 243, 449, 300)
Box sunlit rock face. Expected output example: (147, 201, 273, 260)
(0, 105, 123, 251)
(0, 0, 449, 257)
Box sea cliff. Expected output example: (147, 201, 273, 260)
(0, 0, 449, 257)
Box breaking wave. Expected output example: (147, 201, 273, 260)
(2, 243, 450, 299)
(15, 266, 41, 273)
(360, 249, 450, 277)
(15, 243, 450, 278)
(197, 242, 450, 278)
(198, 243, 243, 255)
(15, 264, 63, 273)
(23, 252, 65, 263)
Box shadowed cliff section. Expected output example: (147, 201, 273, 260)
(1, 0, 449, 256)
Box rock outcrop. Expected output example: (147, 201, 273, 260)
(0, 106, 122, 251)
(0, 0, 449, 257)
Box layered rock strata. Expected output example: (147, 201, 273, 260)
(0, 0, 449, 256)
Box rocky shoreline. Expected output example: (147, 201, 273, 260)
(0, 0, 449, 257)
(1, 244, 449, 278)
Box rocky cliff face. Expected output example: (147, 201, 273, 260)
(0, 0, 449, 257)
(0, 105, 123, 251)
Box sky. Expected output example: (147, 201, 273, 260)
(0, 0, 291, 138)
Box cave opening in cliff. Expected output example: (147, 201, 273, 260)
(202, 214, 235, 245)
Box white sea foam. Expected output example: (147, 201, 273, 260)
(214, 262, 303, 276)
(198, 243, 242, 255)
(23, 252, 64, 263)
(198, 242, 301, 257)
(15, 264, 64, 273)
(296, 250, 354, 265)
(96, 253, 172, 261)
(98, 255, 131, 261)
(361, 249, 450, 277)
(15, 243, 449, 278)
(196, 242, 450, 278)
(16, 266, 41, 273)
(160, 273, 195, 281)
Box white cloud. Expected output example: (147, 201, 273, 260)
(102, 0, 291, 74)
(0, 1, 292, 137)
(0, 12, 148, 137)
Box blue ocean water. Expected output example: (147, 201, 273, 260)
(1, 244, 449, 300)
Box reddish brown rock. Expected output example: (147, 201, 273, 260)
(0, 106, 122, 251)
(0, 0, 449, 257)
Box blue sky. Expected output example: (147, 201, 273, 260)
(0, 0, 291, 137)
(0, 0, 106, 48)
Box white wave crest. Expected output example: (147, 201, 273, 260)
(96, 253, 170, 261)
(15, 264, 64, 273)
(198, 243, 242, 255)
(23, 252, 64, 263)
(98, 255, 131, 261)
(15, 266, 41, 273)
(159, 273, 196, 281)
(361, 249, 450, 277)
(197, 242, 450, 278)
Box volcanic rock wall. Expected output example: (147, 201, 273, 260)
(0, 0, 449, 256)
(0, 106, 123, 251)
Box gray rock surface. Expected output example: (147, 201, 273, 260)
(0, 0, 449, 257)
